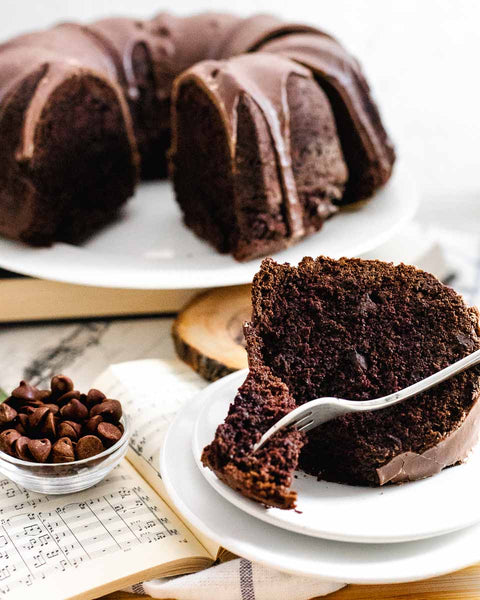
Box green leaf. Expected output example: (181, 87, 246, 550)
(0, 389, 8, 403)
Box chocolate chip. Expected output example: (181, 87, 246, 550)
(15, 421, 27, 436)
(41, 412, 56, 439)
(0, 429, 21, 455)
(28, 406, 51, 430)
(354, 351, 368, 371)
(27, 439, 51, 463)
(16, 414, 29, 435)
(0, 403, 17, 424)
(347, 349, 368, 371)
(56, 390, 81, 406)
(12, 381, 42, 402)
(18, 404, 41, 416)
(359, 293, 378, 315)
(50, 375, 74, 398)
(76, 435, 104, 460)
(84, 415, 103, 434)
(90, 400, 122, 422)
(2, 396, 20, 409)
(455, 333, 476, 351)
(60, 399, 88, 422)
(15, 436, 32, 461)
(5, 390, 48, 409)
(52, 437, 75, 463)
(86, 389, 106, 407)
(57, 420, 81, 441)
(97, 422, 123, 446)
(44, 403, 60, 415)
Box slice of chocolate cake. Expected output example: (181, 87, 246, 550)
(169, 53, 347, 261)
(202, 257, 480, 508)
(201, 367, 304, 509)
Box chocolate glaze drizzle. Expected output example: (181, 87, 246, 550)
(260, 33, 396, 193)
(173, 54, 313, 241)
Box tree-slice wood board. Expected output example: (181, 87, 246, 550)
(172, 285, 251, 381)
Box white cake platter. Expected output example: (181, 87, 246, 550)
(0, 164, 416, 289)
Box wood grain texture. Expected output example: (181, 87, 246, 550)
(327, 564, 480, 599)
(172, 285, 250, 381)
(98, 564, 480, 599)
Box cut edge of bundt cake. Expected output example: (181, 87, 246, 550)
(0, 50, 139, 245)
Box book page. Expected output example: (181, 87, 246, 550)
(0, 461, 211, 600)
(92, 359, 220, 558)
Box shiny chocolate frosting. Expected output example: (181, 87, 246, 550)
(0, 44, 133, 165)
(214, 14, 321, 58)
(0, 23, 118, 80)
(377, 391, 480, 485)
(260, 33, 395, 198)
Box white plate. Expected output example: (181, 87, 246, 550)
(0, 164, 416, 289)
(191, 370, 480, 544)
(161, 379, 480, 583)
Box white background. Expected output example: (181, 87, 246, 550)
(0, 0, 478, 206)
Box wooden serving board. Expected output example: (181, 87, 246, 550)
(100, 563, 480, 599)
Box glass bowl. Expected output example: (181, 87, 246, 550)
(0, 415, 130, 494)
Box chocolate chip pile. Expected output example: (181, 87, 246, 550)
(0, 375, 124, 463)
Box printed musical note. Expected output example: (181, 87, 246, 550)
(32, 553, 46, 568)
(23, 525, 42, 536)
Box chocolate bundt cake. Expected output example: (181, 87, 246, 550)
(0, 13, 395, 254)
(202, 257, 480, 509)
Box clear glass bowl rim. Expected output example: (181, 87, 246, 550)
(0, 413, 130, 468)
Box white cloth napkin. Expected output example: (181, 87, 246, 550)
(126, 559, 344, 599)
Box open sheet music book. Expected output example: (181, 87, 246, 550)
(0, 359, 227, 600)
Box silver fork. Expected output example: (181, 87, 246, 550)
(252, 347, 480, 453)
